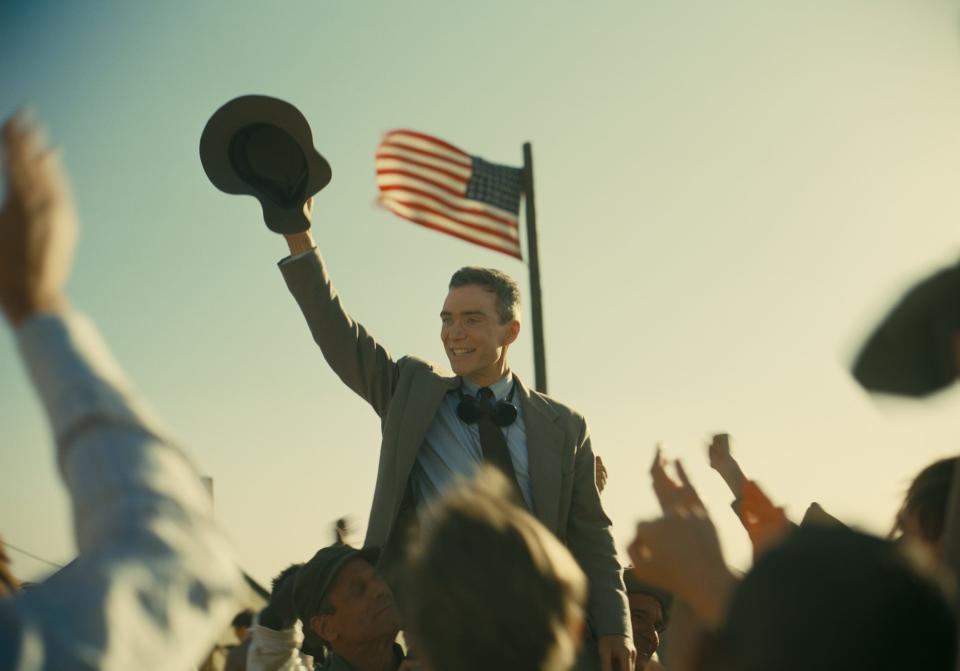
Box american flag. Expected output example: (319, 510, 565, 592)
(376, 130, 525, 259)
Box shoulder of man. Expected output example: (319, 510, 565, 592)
(522, 382, 587, 429)
(397, 354, 454, 379)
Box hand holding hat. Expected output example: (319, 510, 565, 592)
(199, 95, 331, 234)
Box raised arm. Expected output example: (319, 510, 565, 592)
(277, 203, 400, 417)
(0, 111, 242, 669)
(708, 433, 746, 508)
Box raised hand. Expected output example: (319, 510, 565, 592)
(740, 480, 791, 557)
(650, 445, 704, 516)
(595, 455, 608, 493)
(707, 433, 731, 470)
(0, 111, 77, 325)
(628, 510, 735, 628)
(708, 433, 746, 497)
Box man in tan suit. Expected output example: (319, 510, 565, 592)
(278, 203, 633, 671)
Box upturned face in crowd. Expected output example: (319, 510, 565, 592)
(440, 284, 519, 386)
(315, 557, 400, 647)
(629, 593, 664, 669)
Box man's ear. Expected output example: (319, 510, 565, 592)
(503, 319, 520, 346)
(312, 614, 338, 642)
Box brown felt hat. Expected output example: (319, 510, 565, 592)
(199, 95, 332, 234)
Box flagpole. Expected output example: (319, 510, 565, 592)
(522, 142, 547, 394)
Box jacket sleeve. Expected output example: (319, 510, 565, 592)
(0, 311, 243, 670)
(279, 248, 399, 417)
(565, 420, 631, 638)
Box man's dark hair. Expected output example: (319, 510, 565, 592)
(699, 526, 957, 670)
(624, 568, 672, 624)
(231, 609, 254, 629)
(449, 267, 520, 324)
(405, 467, 587, 671)
(896, 457, 957, 543)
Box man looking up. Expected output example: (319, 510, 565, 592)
(276, 202, 633, 670)
(292, 545, 407, 671)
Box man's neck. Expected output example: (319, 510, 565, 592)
(465, 364, 511, 390)
(333, 635, 398, 671)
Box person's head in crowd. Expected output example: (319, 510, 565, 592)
(405, 467, 588, 671)
(893, 456, 957, 563)
(697, 526, 956, 671)
(623, 569, 670, 669)
(442, 267, 521, 386)
(231, 609, 254, 641)
(293, 544, 401, 668)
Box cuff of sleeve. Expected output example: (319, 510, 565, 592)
(590, 593, 631, 638)
(278, 247, 317, 266)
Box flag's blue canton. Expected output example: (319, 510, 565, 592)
(465, 157, 523, 214)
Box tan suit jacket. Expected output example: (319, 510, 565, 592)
(280, 249, 629, 637)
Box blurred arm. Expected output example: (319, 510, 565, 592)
(0, 311, 243, 669)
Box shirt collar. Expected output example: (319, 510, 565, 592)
(461, 371, 514, 400)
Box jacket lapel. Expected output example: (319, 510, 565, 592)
(518, 378, 564, 534)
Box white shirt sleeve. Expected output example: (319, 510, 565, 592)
(0, 311, 243, 670)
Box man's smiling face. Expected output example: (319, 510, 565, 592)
(440, 284, 519, 387)
(629, 593, 664, 669)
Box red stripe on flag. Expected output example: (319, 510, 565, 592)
(377, 142, 471, 169)
(376, 169, 466, 197)
(375, 153, 469, 184)
(383, 192, 519, 234)
(385, 129, 470, 158)
(388, 210, 523, 260)
(387, 199, 520, 244)
(378, 185, 518, 229)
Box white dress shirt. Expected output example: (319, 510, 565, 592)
(0, 311, 243, 670)
(412, 372, 534, 511)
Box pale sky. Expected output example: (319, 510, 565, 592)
(3, 0, 960, 587)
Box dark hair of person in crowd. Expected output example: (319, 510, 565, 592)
(231, 609, 254, 640)
(448, 267, 521, 324)
(893, 457, 957, 559)
(404, 467, 587, 671)
(697, 525, 957, 671)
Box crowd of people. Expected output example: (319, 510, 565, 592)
(2, 105, 960, 671)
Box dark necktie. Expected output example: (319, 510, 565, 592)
(476, 387, 524, 503)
